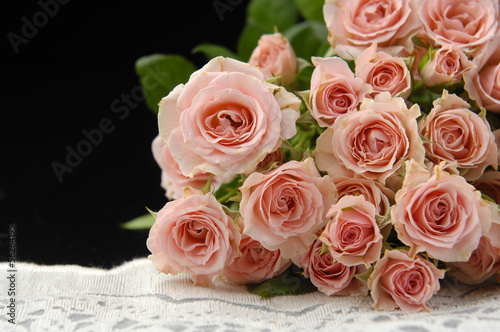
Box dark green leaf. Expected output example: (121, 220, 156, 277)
(293, 0, 325, 22)
(135, 54, 196, 114)
(246, 0, 299, 32)
(247, 265, 317, 299)
(283, 20, 329, 62)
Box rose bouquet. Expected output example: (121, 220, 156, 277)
(130, 0, 500, 313)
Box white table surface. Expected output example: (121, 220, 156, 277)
(1, 258, 499, 331)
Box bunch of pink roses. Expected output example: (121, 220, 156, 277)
(146, 0, 500, 313)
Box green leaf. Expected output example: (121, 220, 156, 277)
(135, 54, 196, 114)
(120, 213, 156, 231)
(283, 20, 329, 62)
(247, 265, 317, 299)
(192, 43, 240, 61)
(247, 0, 299, 32)
(293, 0, 325, 22)
(214, 174, 244, 204)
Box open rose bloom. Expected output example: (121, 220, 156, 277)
(368, 249, 445, 312)
(146, 188, 241, 286)
(158, 56, 301, 177)
(144, 0, 500, 313)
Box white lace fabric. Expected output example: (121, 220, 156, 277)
(1, 258, 499, 331)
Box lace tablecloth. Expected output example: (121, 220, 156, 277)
(1, 258, 499, 331)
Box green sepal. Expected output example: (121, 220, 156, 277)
(375, 213, 392, 229)
(354, 266, 374, 282)
(202, 174, 213, 195)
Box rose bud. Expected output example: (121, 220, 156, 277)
(249, 32, 297, 85)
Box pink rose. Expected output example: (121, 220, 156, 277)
(320, 195, 383, 268)
(314, 92, 425, 186)
(333, 176, 395, 216)
(158, 56, 301, 177)
(391, 160, 492, 262)
(419, 44, 475, 87)
(418, 0, 499, 52)
(239, 158, 338, 259)
(151, 135, 233, 200)
(222, 234, 291, 285)
(368, 249, 445, 313)
(323, 0, 421, 59)
(418, 90, 498, 181)
(146, 188, 241, 286)
(355, 44, 412, 98)
(464, 37, 500, 113)
(447, 230, 500, 285)
(294, 238, 368, 296)
(472, 170, 500, 204)
(249, 33, 297, 85)
(309, 56, 372, 127)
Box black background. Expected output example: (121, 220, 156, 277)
(2, 1, 249, 268)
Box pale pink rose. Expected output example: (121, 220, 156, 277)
(249, 33, 297, 85)
(294, 238, 368, 296)
(418, 90, 498, 181)
(323, 0, 421, 60)
(309, 56, 372, 127)
(146, 188, 241, 286)
(151, 135, 234, 200)
(320, 195, 383, 268)
(355, 44, 412, 98)
(239, 158, 338, 259)
(222, 234, 291, 285)
(158, 56, 301, 177)
(333, 176, 395, 216)
(368, 249, 445, 313)
(418, 0, 499, 52)
(472, 170, 500, 204)
(419, 44, 475, 87)
(314, 92, 425, 185)
(391, 160, 492, 262)
(447, 231, 500, 285)
(464, 37, 500, 112)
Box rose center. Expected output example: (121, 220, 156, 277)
(365, 128, 390, 153)
(364, 2, 390, 25)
